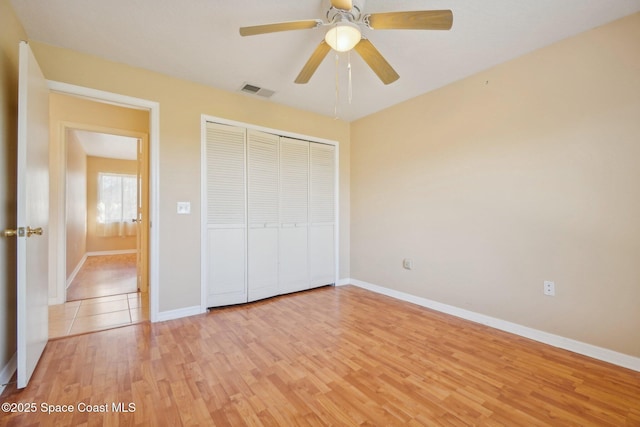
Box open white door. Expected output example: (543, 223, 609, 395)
(15, 41, 49, 389)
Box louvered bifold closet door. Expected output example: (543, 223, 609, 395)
(206, 122, 247, 307)
(279, 137, 309, 294)
(247, 130, 279, 302)
(309, 143, 336, 287)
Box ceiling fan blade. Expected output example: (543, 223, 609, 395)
(331, 0, 353, 10)
(295, 40, 332, 84)
(367, 10, 453, 30)
(240, 20, 322, 37)
(353, 38, 399, 85)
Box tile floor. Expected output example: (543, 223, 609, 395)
(49, 292, 149, 339)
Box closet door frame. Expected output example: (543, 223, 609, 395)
(200, 115, 339, 311)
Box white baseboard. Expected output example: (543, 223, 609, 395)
(335, 278, 351, 286)
(156, 305, 205, 323)
(348, 279, 640, 372)
(49, 296, 65, 306)
(0, 352, 17, 394)
(66, 253, 88, 289)
(86, 249, 137, 256)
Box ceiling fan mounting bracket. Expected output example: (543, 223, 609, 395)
(362, 14, 372, 29)
(326, 5, 362, 25)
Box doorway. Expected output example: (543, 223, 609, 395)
(65, 130, 145, 300)
(48, 92, 152, 337)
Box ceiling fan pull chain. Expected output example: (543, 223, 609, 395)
(348, 51, 353, 104)
(334, 52, 340, 119)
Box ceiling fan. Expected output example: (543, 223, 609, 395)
(239, 0, 453, 85)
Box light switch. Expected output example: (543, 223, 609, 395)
(177, 202, 191, 214)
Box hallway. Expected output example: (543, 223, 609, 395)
(49, 253, 148, 338)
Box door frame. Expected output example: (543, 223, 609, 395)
(200, 114, 340, 313)
(48, 81, 160, 322)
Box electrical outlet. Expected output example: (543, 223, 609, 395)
(403, 258, 413, 270)
(543, 280, 555, 296)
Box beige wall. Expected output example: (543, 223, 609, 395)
(48, 92, 148, 301)
(11, 0, 634, 365)
(31, 41, 351, 312)
(86, 156, 137, 253)
(65, 131, 87, 279)
(0, 0, 26, 379)
(351, 13, 640, 357)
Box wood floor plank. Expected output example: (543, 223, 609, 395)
(1, 285, 639, 426)
(66, 254, 137, 301)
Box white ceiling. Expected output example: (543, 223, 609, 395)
(11, 0, 640, 121)
(70, 129, 138, 160)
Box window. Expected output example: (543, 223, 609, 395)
(97, 172, 137, 236)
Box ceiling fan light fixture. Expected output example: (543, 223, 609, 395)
(325, 21, 361, 52)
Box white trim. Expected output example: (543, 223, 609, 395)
(200, 118, 208, 313)
(349, 279, 640, 372)
(86, 249, 137, 256)
(201, 115, 337, 147)
(50, 117, 67, 305)
(48, 81, 155, 111)
(333, 142, 340, 286)
(335, 278, 351, 286)
(156, 305, 205, 323)
(0, 353, 17, 394)
(47, 81, 161, 323)
(200, 114, 340, 311)
(65, 253, 87, 289)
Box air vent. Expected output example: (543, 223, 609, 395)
(239, 83, 275, 98)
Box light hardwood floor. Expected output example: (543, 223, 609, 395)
(2, 285, 639, 426)
(66, 254, 138, 301)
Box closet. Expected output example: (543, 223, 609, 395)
(204, 122, 336, 307)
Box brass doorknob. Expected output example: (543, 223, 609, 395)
(3, 228, 18, 237)
(27, 226, 43, 237)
